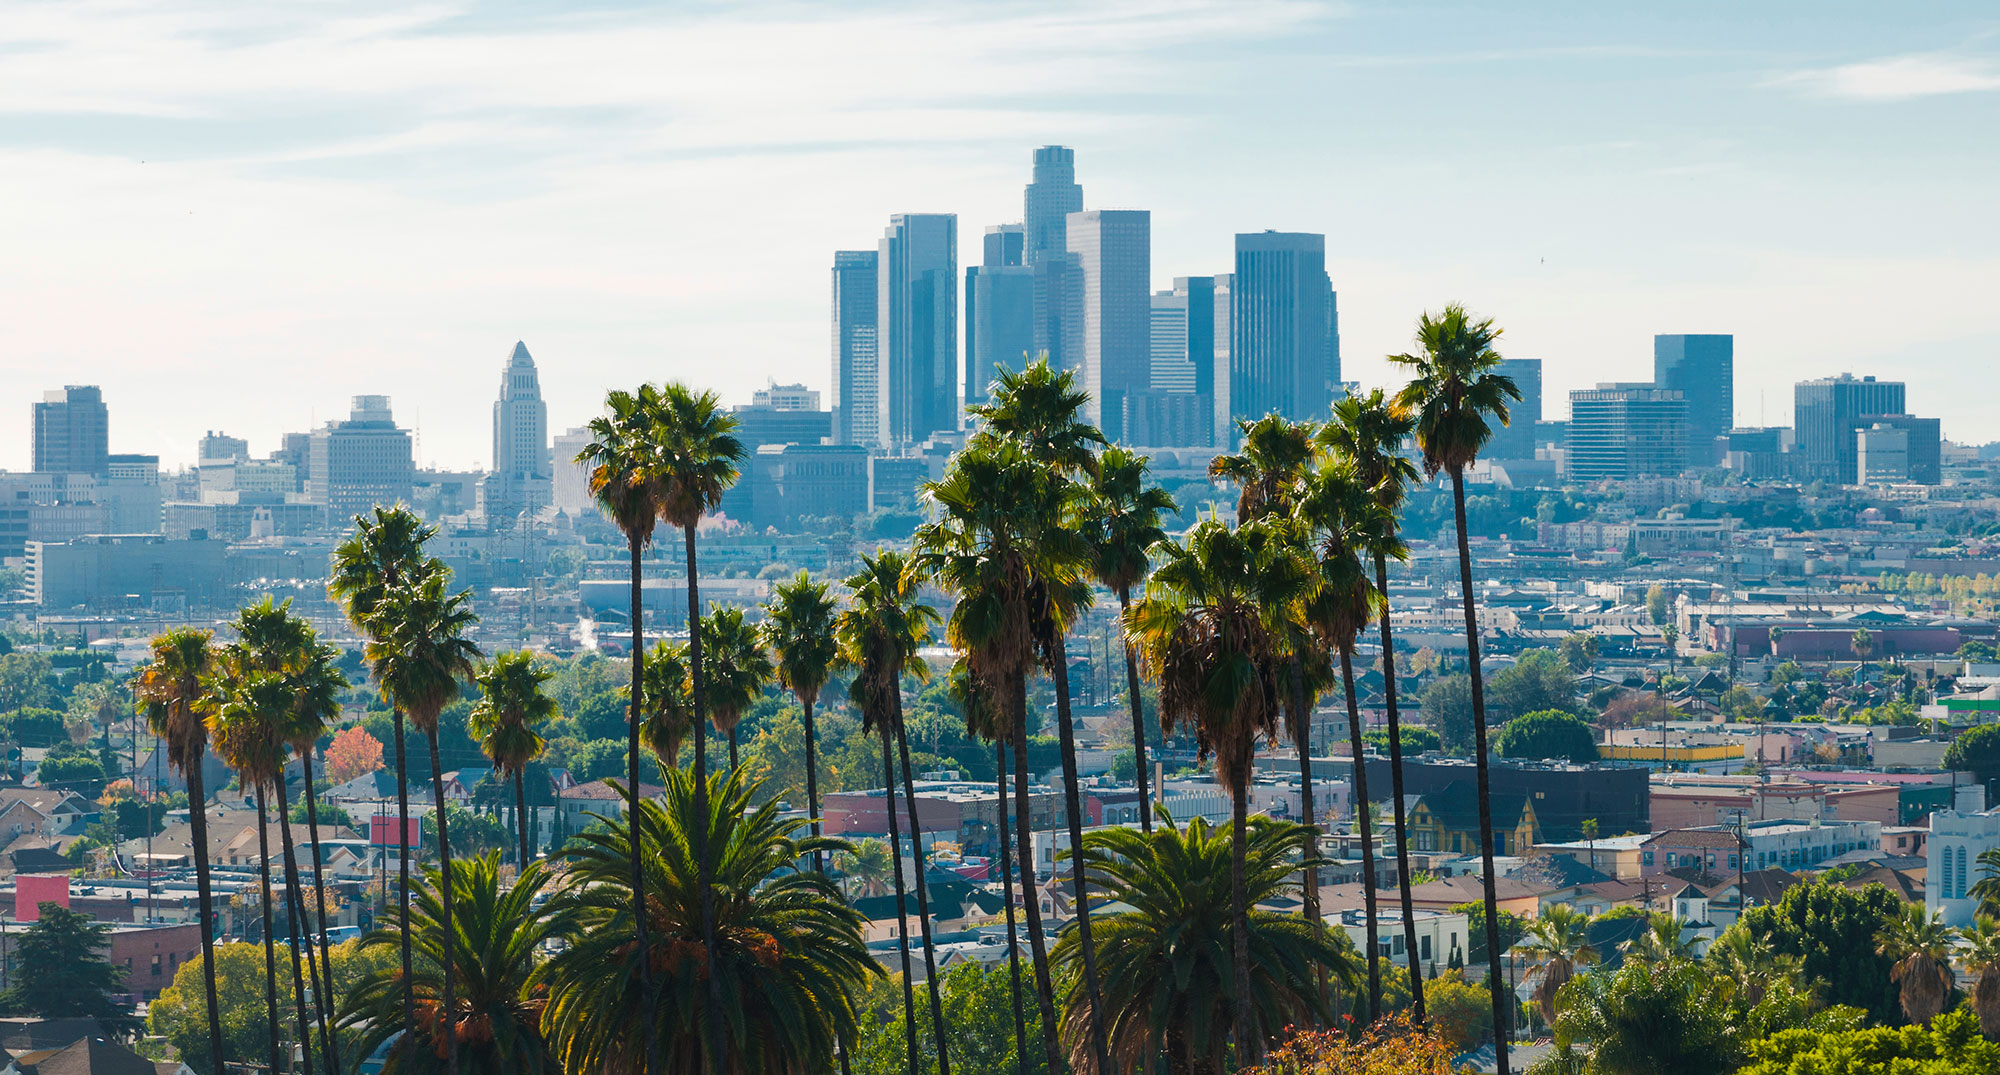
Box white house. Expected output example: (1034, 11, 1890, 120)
(1331, 906, 1470, 979)
(1927, 807, 2000, 927)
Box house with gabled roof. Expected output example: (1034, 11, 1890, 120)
(1405, 781, 1542, 857)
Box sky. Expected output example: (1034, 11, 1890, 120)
(1, 0, 1997, 471)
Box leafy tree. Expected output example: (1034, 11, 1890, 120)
(1424, 970, 1497, 1052)
(422, 804, 507, 858)
(1364, 725, 1443, 756)
(564, 737, 636, 784)
(1454, 901, 1528, 965)
(1646, 584, 1670, 626)
(1728, 880, 1905, 1024)
(1542, 960, 1741, 1075)
(1420, 674, 1474, 753)
(36, 740, 107, 791)
(323, 725, 384, 784)
(289, 798, 353, 828)
(1945, 724, 2000, 797)
(1739, 1007, 1999, 1075)
(152, 938, 394, 1073)
(1254, 1014, 1462, 1074)
(0, 904, 138, 1033)
(1495, 710, 1599, 764)
(1, 706, 68, 748)
(1598, 691, 1677, 730)
(855, 962, 1047, 1075)
(1559, 633, 1600, 675)
(1489, 649, 1580, 721)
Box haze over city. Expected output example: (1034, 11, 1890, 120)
(3, 0, 1998, 469)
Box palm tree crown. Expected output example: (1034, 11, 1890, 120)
(1210, 414, 1317, 522)
(650, 383, 743, 532)
(1387, 304, 1520, 477)
(1875, 903, 1959, 1025)
(765, 572, 840, 714)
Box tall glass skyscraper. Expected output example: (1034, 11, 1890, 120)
(1490, 358, 1543, 459)
(966, 225, 1034, 407)
(1066, 209, 1151, 441)
(1654, 334, 1734, 462)
(1794, 373, 1907, 483)
(1566, 383, 1688, 481)
(32, 386, 109, 476)
(1231, 232, 1329, 426)
(830, 250, 880, 446)
(877, 213, 958, 445)
(1024, 146, 1083, 266)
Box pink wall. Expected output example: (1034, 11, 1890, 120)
(16, 874, 69, 921)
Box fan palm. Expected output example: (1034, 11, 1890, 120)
(1519, 904, 1598, 1025)
(650, 382, 743, 1067)
(698, 606, 773, 771)
(340, 853, 569, 1073)
(132, 629, 226, 1071)
(576, 384, 671, 1074)
(1704, 927, 1798, 1011)
(1875, 903, 1958, 1025)
(1129, 517, 1312, 1063)
(964, 359, 1114, 1075)
(469, 651, 554, 867)
(636, 640, 694, 769)
(1623, 912, 1698, 966)
(1084, 447, 1177, 835)
(912, 433, 1073, 1072)
(765, 571, 840, 871)
(1209, 414, 1318, 523)
(1389, 303, 1520, 1072)
(371, 564, 481, 1074)
(1321, 388, 1429, 1020)
(1970, 847, 2000, 917)
(1961, 915, 2000, 1039)
(834, 837, 894, 899)
(329, 505, 436, 1034)
(1296, 465, 1389, 1018)
(836, 551, 950, 1075)
(1057, 814, 1358, 1075)
(947, 659, 1031, 1074)
(539, 769, 873, 1073)
(207, 666, 301, 1075)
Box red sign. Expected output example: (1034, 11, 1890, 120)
(369, 815, 423, 849)
(16, 874, 69, 921)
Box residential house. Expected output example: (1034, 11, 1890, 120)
(1406, 782, 1541, 858)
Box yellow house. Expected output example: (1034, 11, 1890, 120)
(1600, 742, 1743, 765)
(1406, 782, 1541, 858)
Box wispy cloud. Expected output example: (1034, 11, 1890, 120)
(1768, 53, 2000, 101)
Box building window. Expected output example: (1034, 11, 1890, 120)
(1642, 851, 1654, 866)
(1420, 936, 1432, 960)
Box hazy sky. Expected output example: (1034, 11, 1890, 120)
(3, 1, 1997, 470)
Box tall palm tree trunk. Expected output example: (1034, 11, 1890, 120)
(513, 770, 531, 868)
(1375, 550, 1427, 1021)
(1341, 648, 1382, 1019)
(1010, 690, 1063, 1074)
(1451, 467, 1510, 1074)
(996, 740, 1029, 1075)
(273, 780, 320, 1075)
(393, 709, 416, 1037)
(891, 689, 950, 1075)
(728, 727, 738, 771)
(255, 786, 282, 1075)
(804, 698, 824, 874)
(299, 754, 341, 1074)
(1229, 763, 1256, 1065)
(185, 745, 226, 1073)
(426, 733, 460, 1075)
(1047, 638, 1112, 1075)
(1117, 587, 1153, 835)
(1289, 661, 1324, 942)
(684, 526, 720, 1075)
(879, 729, 920, 1075)
(624, 533, 662, 1075)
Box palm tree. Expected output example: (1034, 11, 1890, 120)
(1875, 903, 1959, 1025)
(1519, 904, 1597, 1026)
(650, 381, 744, 1066)
(1056, 814, 1358, 1075)
(1623, 912, 1697, 966)
(1209, 414, 1318, 523)
(540, 769, 874, 1073)
(340, 853, 570, 1073)
(947, 659, 1031, 1074)
(836, 550, 950, 1075)
(636, 640, 693, 770)
(132, 629, 226, 1071)
(370, 564, 481, 1074)
(765, 572, 841, 871)
(913, 430, 1074, 1072)
(469, 651, 554, 867)
(1321, 388, 1429, 1021)
(1705, 927, 1797, 1011)
(1084, 446, 1177, 834)
(698, 606, 774, 771)
(967, 359, 1114, 1075)
(233, 598, 344, 1070)
(1389, 303, 1521, 1072)
(834, 837, 894, 899)
(576, 384, 670, 1074)
(1971, 847, 2000, 918)
(1130, 517, 1312, 1063)
(207, 668, 300, 1075)
(1296, 465, 1388, 1018)
(1960, 915, 2000, 1039)
(329, 505, 436, 1035)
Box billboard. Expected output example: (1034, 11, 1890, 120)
(369, 814, 423, 849)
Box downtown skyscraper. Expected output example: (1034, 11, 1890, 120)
(965, 224, 1034, 407)
(877, 212, 958, 446)
(1230, 231, 1331, 425)
(1066, 208, 1151, 441)
(481, 341, 552, 521)
(830, 249, 880, 445)
(1654, 334, 1734, 462)
(33, 386, 109, 476)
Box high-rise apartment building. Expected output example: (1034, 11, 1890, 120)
(551, 426, 594, 515)
(33, 387, 109, 476)
(1794, 374, 1905, 483)
(830, 250, 880, 446)
(307, 396, 415, 521)
(1566, 384, 1689, 481)
(483, 341, 552, 521)
(877, 213, 958, 445)
(197, 431, 249, 465)
(1066, 209, 1151, 440)
(966, 225, 1035, 407)
(1654, 335, 1734, 462)
(1489, 359, 1543, 459)
(1230, 232, 1329, 426)
(1023, 146, 1083, 266)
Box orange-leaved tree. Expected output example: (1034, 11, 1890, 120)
(325, 726, 385, 785)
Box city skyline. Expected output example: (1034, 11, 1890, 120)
(3, 2, 1997, 469)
